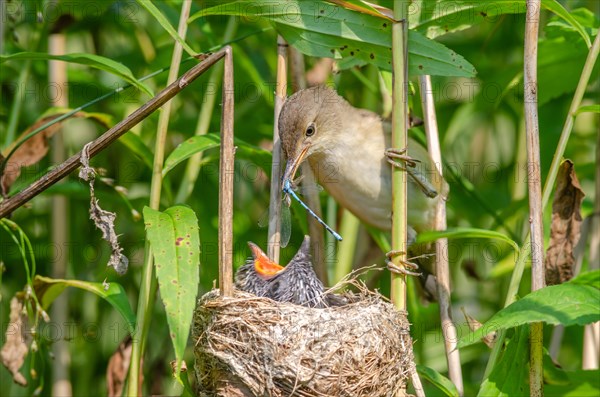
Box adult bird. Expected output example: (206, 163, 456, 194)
(278, 86, 448, 275)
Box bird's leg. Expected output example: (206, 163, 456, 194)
(385, 147, 439, 198)
(385, 250, 421, 277)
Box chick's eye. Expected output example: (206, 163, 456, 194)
(305, 123, 316, 137)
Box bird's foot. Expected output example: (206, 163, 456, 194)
(385, 147, 420, 170)
(385, 147, 439, 198)
(385, 250, 421, 277)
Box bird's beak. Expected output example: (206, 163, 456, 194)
(282, 143, 310, 189)
(247, 242, 283, 278)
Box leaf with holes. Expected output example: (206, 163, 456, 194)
(191, 0, 476, 77)
(144, 206, 200, 378)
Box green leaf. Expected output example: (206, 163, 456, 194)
(119, 132, 155, 170)
(576, 105, 600, 115)
(33, 276, 136, 334)
(191, 0, 476, 77)
(459, 272, 600, 348)
(417, 365, 459, 397)
(411, 0, 527, 39)
(541, 0, 592, 47)
(144, 205, 200, 376)
(415, 227, 519, 253)
(477, 326, 529, 397)
(136, 0, 197, 56)
(162, 135, 220, 176)
(544, 369, 600, 396)
(0, 52, 153, 96)
(570, 270, 600, 289)
(162, 133, 273, 177)
(411, 0, 591, 47)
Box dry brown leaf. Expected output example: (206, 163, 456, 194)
(461, 307, 496, 349)
(106, 336, 135, 397)
(0, 296, 32, 386)
(545, 160, 585, 285)
(0, 115, 64, 196)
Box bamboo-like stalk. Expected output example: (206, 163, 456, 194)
(523, 1, 544, 395)
(289, 46, 328, 284)
(218, 47, 235, 297)
(485, 30, 600, 380)
(583, 122, 600, 369)
(392, 2, 424, 396)
(129, 3, 192, 394)
(390, 0, 409, 312)
(267, 36, 288, 263)
(335, 210, 360, 283)
(219, 46, 235, 296)
(419, 74, 463, 396)
(48, 31, 73, 397)
(175, 17, 237, 204)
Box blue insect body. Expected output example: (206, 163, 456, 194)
(283, 179, 343, 241)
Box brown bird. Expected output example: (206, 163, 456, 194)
(278, 86, 448, 274)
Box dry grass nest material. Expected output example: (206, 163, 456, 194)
(193, 280, 414, 397)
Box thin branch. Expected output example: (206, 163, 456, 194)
(0, 49, 229, 219)
(419, 74, 464, 396)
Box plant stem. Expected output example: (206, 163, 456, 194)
(419, 74, 464, 396)
(217, 46, 235, 297)
(267, 36, 288, 263)
(523, 1, 544, 394)
(174, 17, 238, 204)
(48, 31, 73, 397)
(335, 210, 360, 283)
(390, 0, 409, 311)
(128, 2, 191, 395)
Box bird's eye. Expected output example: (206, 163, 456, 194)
(305, 123, 316, 137)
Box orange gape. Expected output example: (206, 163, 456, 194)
(248, 243, 284, 278)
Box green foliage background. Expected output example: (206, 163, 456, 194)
(1, 0, 598, 395)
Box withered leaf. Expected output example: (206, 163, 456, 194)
(107, 336, 134, 397)
(545, 160, 585, 285)
(1, 115, 63, 196)
(461, 307, 496, 349)
(0, 296, 32, 386)
(1, 110, 112, 196)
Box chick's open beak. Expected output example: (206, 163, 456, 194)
(282, 143, 310, 189)
(247, 242, 283, 278)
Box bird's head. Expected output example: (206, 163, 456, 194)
(247, 242, 283, 279)
(288, 235, 312, 264)
(279, 86, 347, 184)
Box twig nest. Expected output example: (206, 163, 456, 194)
(193, 287, 414, 396)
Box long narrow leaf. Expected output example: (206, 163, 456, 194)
(144, 206, 200, 376)
(0, 52, 153, 96)
(136, 0, 197, 56)
(33, 276, 136, 334)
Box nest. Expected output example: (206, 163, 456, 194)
(192, 283, 414, 396)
